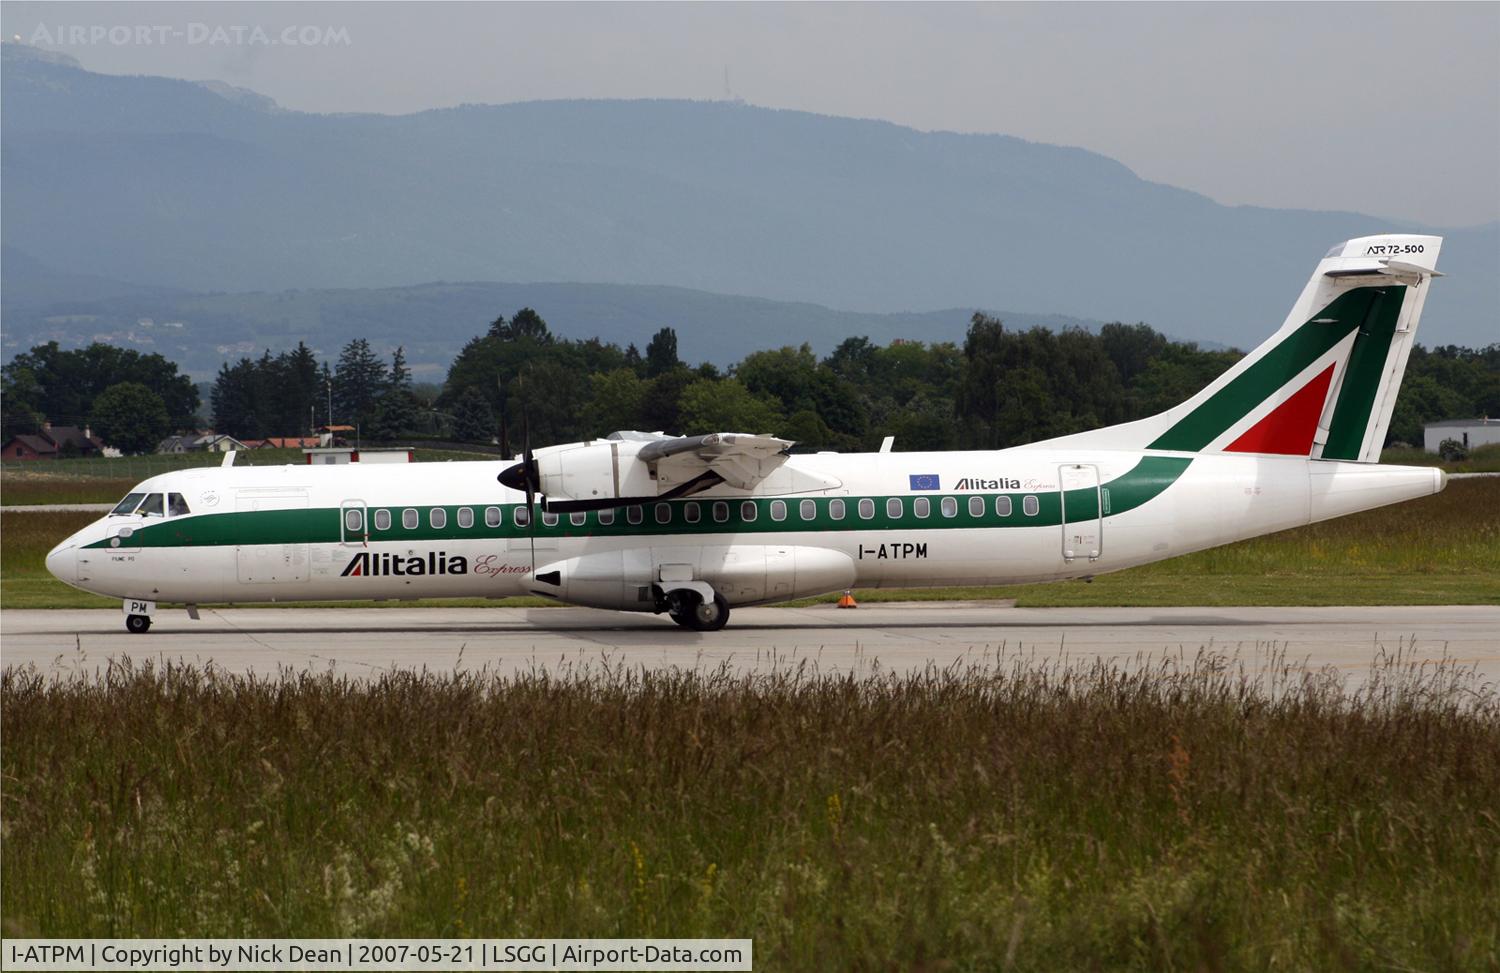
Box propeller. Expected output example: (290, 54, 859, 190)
(497, 406, 540, 571)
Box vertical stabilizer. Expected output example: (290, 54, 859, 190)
(1029, 234, 1442, 461)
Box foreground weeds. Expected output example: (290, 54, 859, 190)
(3, 652, 1497, 969)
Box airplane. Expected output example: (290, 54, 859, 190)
(46, 234, 1447, 634)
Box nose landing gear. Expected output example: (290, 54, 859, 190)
(122, 598, 156, 634)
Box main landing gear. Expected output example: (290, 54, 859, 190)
(668, 590, 731, 632)
(125, 613, 152, 634)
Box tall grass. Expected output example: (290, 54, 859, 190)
(3, 654, 1496, 968)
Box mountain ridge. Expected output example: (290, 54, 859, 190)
(2, 43, 1494, 347)
(0, 249, 1126, 378)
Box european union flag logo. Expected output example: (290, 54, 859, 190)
(908, 474, 941, 491)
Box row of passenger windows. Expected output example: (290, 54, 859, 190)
(343, 495, 1042, 533)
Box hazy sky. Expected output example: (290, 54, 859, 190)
(6, 1, 1497, 228)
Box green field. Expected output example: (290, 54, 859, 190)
(2, 656, 1495, 968)
(0, 447, 499, 506)
(4, 478, 1496, 609)
(1379, 442, 1500, 473)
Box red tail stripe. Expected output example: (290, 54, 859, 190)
(1224, 364, 1336, 456)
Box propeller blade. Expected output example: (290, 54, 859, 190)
(522, 405, 536, 571)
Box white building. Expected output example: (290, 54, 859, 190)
(302, 447, 414, 465)
(1423, 418, 1500, 454)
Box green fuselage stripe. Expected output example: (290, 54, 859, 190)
(1148, 289, 1400, 452)
(86, 457, 1192, 551)
(1320, 287, 1405, 459)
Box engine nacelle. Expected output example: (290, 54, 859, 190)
(527, 544, 856, 611)
(535, 440, 657, 506)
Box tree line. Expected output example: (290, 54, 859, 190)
(3, 310, 1497, 454)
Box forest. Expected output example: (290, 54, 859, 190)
(4, 308, 1497, 454)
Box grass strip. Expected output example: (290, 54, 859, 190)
(2, 654, 1495, 969)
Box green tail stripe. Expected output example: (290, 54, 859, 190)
(1320, 288, 1407, 459)
(1148, 289, 1396, 452)
(85, 458, 1192, 550)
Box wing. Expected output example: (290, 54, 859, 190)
(638, 433, 793, 491)
(523, 431, 840, 512)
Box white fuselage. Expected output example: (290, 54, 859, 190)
(46, 448, 1444, 610)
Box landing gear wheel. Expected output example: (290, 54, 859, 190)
(671, 592, 730, 632)
(125, 613, 152, 634)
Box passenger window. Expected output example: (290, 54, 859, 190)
(627, 505, 643, 525)
(1023, 495, 1039, 516)
(996, 496, 1013, 517)
(344, 508, 364, 533)
(485, 506, 502, 528)
(829, 499, 846, 520)
(713, 502, 729, 523)
(741, 501, 758, 522)
(598, 508, 615, 526)
(542, 510, 559, 527)
(515, 506, 531, 527)
(800, 499, 817, 521)
(969, 496, 984, 518)
(138, 493, 164, 517)
(167, 493, 191, 517)
(111, 492, 145, 515)
(887, 498, 903, 519)
(403, 508, 418, 529)
(941, 497, 958, 518)
(655, 503, 672, 524)
(374, 509, 392, 531)
(430, 508, 448, 529)
(570, 511, 587, 526)
(770, 500, 787, 521)
(858, 498, 875, 520)
(457, 507, 474, 529)
(685, 502, 701, 524)
(914, 497, 930, 518)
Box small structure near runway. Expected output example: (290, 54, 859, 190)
(302, 447, 413, 465)
(1423, 417, 1500, 454)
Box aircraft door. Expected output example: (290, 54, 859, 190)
(236, 490, 312, 584)
(339, 499, 368, 546)
(1059, 464, 1102, 562)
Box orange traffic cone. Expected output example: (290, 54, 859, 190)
(836, 590, 858, 609)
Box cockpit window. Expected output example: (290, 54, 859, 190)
(111, 492, 145, 515)
(167, 493, 191, 517)
(137, 493, 165, 517)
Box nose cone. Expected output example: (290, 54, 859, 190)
(45, 542, 76, 583)
(1434, 468, 1449, 494)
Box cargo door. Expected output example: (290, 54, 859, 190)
(236, 490, 311, 584)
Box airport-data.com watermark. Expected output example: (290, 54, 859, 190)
(22, 22, 352, 47)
